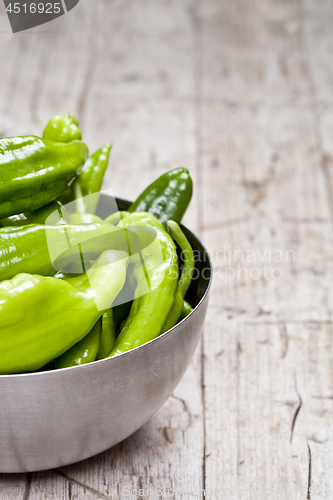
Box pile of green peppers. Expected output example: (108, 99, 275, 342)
(0, 114, 195, 375)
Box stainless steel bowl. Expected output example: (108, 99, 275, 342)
(0, 196, 212, 473)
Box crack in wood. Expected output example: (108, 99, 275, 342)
(170, 394, 193, 427)
(290, 373, 302, 443)
(307, 443, 312, 500)
(53, 470, 110, 500)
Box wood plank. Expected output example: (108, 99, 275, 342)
(201, 104, 332, 322)
(204, 316, 308, 495)
(200, 0, 333, 493)
(201, 0, 311, 104)
(0, 0, 333, 497)
(0, 474, 29, 500)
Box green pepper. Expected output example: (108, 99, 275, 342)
(161, 285, 184, 333)
(58, 308, 117, 370)
(107, 212, 179, 357)
(55, 319, 102, 369)
(96, 309, 117, 360)
(43, 114, 82, 143)
(104, 211, 130, 225)
(161, 221, 195, 333)
(0, 249, 128, 374)
(0, 222, 137, 282)
(0, 200, 68, 227)
(180, 300, 193, 320)
(0, 136, 88, 219)
(74, 144, 112, 214)
(128, 168, 193, 228)
(43, 114, 83, 209)
(167, 220, 194, 299)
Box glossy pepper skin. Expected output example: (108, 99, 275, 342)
(74, 144, 112, 214)
(104, 211, 129, 225)
(128, 168, 193, 228)
(0, 200, 66, 227)
(43, 114, 82, 143)
(0, 222, 134, 282)
(108, 212, 179, 357)
(166, 220, 194, 299)
(0, 113, 81, 227)
(55, 319, 102, 369)
(180, 300, 193, 320)
(42, 114, 82, 208)
(0, 136, 88, 219)
(161, 285, 184, 333)
(161, 221, 195, 333)
(97, 309, 117, 359)
(0, 250, 128, 375)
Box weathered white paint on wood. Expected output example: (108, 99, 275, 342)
(0, 0, 333, 498)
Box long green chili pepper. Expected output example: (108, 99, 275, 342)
(0, 136, 88, 219)
(107, 212, 179, 357)
(96, 309, 117, 360)
(128, 168, 193, 228)
(43, 114, 82, 143)
(74, 144, 112, 214)
(0, 113, 82, 226)
(1, 116, 85, 226)
(0, 222, 137, 282)
(166, 220, 194, 299)
(180, 300, 193, 320)
(0, 200, 68, 228)
(0, 249, 128, 374)
(161, 221, 195, 333)
(55, 319, 102, 369)
(161, 285, 184, 333)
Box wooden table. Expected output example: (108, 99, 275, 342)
(1, 0, 333, 498)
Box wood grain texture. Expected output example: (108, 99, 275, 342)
(0, 0, 333, 498)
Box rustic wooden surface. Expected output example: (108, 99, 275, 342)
(1, 0, 333, 498)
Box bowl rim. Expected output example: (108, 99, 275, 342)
(0, 198, 213, 379)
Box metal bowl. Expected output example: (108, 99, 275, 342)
(0, 196, 212, 473)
